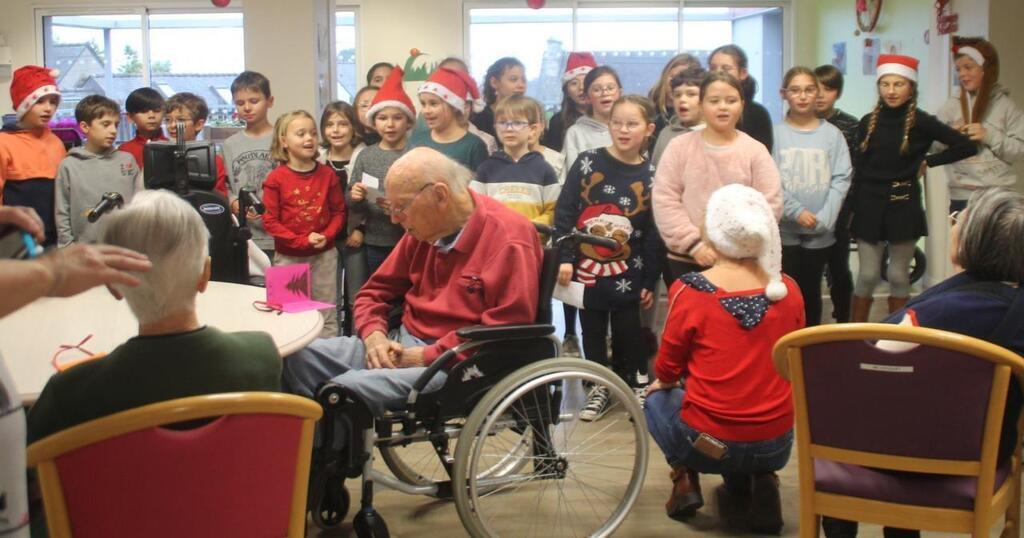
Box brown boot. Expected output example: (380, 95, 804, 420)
(888, 296, 909, 314)
(666, 466, 704, 520)
(851, 295, 874, 322)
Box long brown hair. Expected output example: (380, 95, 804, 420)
(860, 81, 918, 156)
(953, 35, 999, 123)
(647, 53, 702, 119)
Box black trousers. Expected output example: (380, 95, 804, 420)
(579, 305, 645, 386)
(782, 244, 831, 327)
(4, 179, 56, 246)
(562, 303, 578, 336)
(825, 204, 854, 322)
(821, 517, 919, 538)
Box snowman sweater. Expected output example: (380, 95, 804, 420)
(554, 147, 662, 310)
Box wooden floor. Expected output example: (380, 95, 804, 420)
(308, 436, 1019, 537)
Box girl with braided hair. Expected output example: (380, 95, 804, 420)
(937, 36, 1024, 213)
(849, 55, 975, 321)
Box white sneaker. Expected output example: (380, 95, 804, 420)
(580, 385, 617, 422)
(562, 335, 581, 358)
(634, 386, 647, 409)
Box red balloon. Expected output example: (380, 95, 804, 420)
(211, 0, 230, 6)
(527, 0, 545, 8)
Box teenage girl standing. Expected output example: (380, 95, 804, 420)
(850, 55, 975, 320)
(774, 67, 851, 326)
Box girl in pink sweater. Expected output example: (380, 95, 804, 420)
(652, 72, 782, 279)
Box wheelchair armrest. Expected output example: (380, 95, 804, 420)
(456, 323, 555, 341)
(403, 347, 461, 435)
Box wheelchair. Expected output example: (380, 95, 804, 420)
(307, 225, 650, 537)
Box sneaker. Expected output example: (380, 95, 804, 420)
(579, 385, 617, 421)
(634, 386, 647, 409)
(562, 335, 581, 358)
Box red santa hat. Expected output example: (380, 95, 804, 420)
(563, 52, 597, 84)
(11, 65, 61, 120)
(419, 67, 483, 114)
(876, 54, 919, 83)
(366, 66, 415, 123)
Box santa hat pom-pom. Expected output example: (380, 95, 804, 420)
(49, 69, 60, 78)
(765, 279, 787, 302)
(472, 99, 485, 113)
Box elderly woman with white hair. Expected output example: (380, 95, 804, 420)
(27, 190, 282, 443)
(822, 187, 1024, 538)
(644, 184, 805, 533)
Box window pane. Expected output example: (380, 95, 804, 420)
(682, 7, 785, 122)
(42, 14, 144, 126)
(148, 12, 244, 126)
(576, 7, 679, 97)
(336, 10, 357, 102)
(468, 8, 572, 111)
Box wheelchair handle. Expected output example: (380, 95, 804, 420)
(533, 223, 619, 251)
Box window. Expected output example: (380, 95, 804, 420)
(466, 4, 786, 120)
(335, 9, 358, 102)
(41, 9, 245, 133)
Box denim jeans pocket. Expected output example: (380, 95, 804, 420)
(682, 431, 731, 473)
(750, 431, 794, 473)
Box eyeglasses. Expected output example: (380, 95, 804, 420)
(388, 183, 433, 218)
(610, 120, 645, 132)
(785, 87, 819, 97)
(496, 120, 531, 132)
(590, 84, 620, 95)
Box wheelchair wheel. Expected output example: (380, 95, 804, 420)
(452, 358, 648, 537)
(309, 473, 349, 530)
(379, 419, 532, 491)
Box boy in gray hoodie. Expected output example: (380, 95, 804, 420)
(652, 67, 706, 165)
(55, 95, 141, 246)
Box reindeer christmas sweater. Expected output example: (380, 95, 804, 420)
(554, 147, 662, 311)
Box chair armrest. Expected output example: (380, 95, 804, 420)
(456, 323, 555, 341)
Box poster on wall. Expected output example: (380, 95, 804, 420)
(832, 42, 847, 75)
(882, 40, 903, 55)
(862, 38, 881, 75)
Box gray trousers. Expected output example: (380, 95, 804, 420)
(281, 326, 448, 417)
(854, 240, 916, 298)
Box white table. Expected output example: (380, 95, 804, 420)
(0, 281, 323, 402)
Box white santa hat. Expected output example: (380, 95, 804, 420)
(704, 184, 787, 301)
(876, 54, 919, 83)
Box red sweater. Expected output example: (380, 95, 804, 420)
(353, 192, 543, 365)
(655, 275, 804, 442)
(117, 132, 168, 168)
(262, 162, 345, 256)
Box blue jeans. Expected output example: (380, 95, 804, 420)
(281, 326, 447, 417)
(644, 388, 793, 490)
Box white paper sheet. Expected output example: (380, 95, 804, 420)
(553, 281, 585, 310)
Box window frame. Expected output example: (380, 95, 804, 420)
(333, 4, 362, 103)
(462, 0, 793, 94)
(35, 5, 245, 90)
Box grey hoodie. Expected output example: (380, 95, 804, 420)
(652, 115, 704, 166)
(562, 115, 610, 182)
(55, 146, 141, 246)
(937, 84, 1024, 200)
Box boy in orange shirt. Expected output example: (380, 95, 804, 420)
(0, 66, 67, 246)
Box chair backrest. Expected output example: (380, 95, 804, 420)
(535, 246, 560, 324)
(27, 392, 322, 538)
(773, 324, 1024, 475)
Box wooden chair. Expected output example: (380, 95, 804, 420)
(27, 392, 322, 538)
(772, 323, 1024, 537)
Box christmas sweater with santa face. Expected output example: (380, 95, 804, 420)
(555, 147, 662, 311)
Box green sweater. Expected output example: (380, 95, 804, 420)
(27, 327, 282, 443)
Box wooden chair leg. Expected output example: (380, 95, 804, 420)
(799, 505, 818, 538)
(1003, 474, 1022, 538)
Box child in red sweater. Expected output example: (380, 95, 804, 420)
(644, 184, 804, 533)
(263, 110, 346, 337)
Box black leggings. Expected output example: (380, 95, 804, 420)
(782, 244, 831, 327)
(579, 305, 645, 386)
(562, 303, 578, 336)
(825, 204, 854, 322)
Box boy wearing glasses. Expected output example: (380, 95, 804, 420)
(164, 92, 229, 197)
(470, 95, 560, 230)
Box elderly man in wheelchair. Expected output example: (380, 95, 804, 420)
(282, 148, 649, 538)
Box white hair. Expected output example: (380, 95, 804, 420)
(100, 190, 209, 325)
(389, 146, 471, 195)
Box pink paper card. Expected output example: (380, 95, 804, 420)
(265, 263, 335, 313)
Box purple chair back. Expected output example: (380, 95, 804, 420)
(800, 339, 994, 461)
